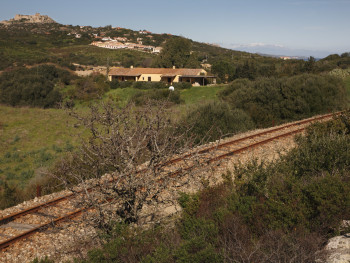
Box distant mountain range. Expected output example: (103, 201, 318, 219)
(220, 43, 332, 59)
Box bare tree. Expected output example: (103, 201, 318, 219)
(51, 100, 206, 231)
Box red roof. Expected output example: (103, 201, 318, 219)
(109, 67, 205, 76)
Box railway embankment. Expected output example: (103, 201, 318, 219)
(0, 113, 348, 262)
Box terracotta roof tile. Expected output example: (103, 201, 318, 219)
(109, 67, 204, 76)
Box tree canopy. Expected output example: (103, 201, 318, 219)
(0, 65, 75, 108)
(153, 37, 200, 68)
(220, 74, 348, 127)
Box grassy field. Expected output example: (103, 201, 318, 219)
(0, 84, 225, 189)
(104, 87, 143, 106)
(104, 85, 226, 105)
(0, 76, 348, 191)
(0, 106, 80, 188)
(180, 85, 226, 104)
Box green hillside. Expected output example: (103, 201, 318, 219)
(1, 21, 350, 82)
(0, 20, 349, 210)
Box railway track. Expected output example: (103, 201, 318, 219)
(0, 112, 340, 251)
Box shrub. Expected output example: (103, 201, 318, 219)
(110, 81, 192, 90)
(109, 79, 119, 89)
(221, 74, 348, 127)
(81, 224, 177, 263)
(178, 101, 255, 143)
(71, 74, 109, 101)
(0, 65, 76, 108)
(233, 114, 350, 235)
(31, 257, 54, 263)
(0, 182, 19, 209)
(172, 82, 192, 90)
(111, 81, 134, 89)
(131, 89, 182, 105)
(72, 106, 349, 263)
(283, 113, 350, 177)
(133, 81, 168, 90)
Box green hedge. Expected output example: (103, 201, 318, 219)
(220, 74, 348, 127)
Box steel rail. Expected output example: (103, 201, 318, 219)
(208, 126, 305, 163)
(166, 125, 311, 177)
(0, 207, 85, 250)
(0, 111, 342, 251)
(161, 112, 338, 166)
(1, 112, 337, 226)
(0, 193, 75, 225)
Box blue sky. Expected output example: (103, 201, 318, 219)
(1, 0, 349, 57)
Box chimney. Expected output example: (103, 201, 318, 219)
(130, 65, 134, 68)
(172, 66, 176, 69)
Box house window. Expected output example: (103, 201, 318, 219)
(168, 77, 171, 83)
(142, 77, 144, 80)
(148, 77, 151, 81)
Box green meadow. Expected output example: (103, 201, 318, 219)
(0, 84, 225, 189)
(0, 74, 348, 192)
(0, 106, 79, 188)
(179, 85, 226, 104)
(104, 85, 226, 105)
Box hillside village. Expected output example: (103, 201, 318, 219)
(90, 34, 163, 54)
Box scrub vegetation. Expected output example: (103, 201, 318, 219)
(1, 20, 350, 262)
(72, 113, 350, 263)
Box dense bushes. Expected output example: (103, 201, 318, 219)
(77, 113, 350, 263)
(178, 101, 255, 143)
(67, 74, 109, 101)
(211, 52, 350, 84)
(131, 89, 182, 105)
(220, 74, 348, 127)
(0, 65, 76, 108)
(133, 81, 168, 90)
(110, 81, 192, 106)
(233, 114, 350, 236)
(0, 70, 110, 105)
(110, 80, 192, 90)
(171, 82, 192, 90)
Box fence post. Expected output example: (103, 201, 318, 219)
(36, 185, 41, 197)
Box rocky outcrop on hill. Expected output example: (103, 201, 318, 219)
(1, 13, 56, 24)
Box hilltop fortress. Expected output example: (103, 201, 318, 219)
(1, 13, 56, 24)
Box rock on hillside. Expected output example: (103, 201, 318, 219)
(325, 234, 350, 263)
(1, 13, 56, 24)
